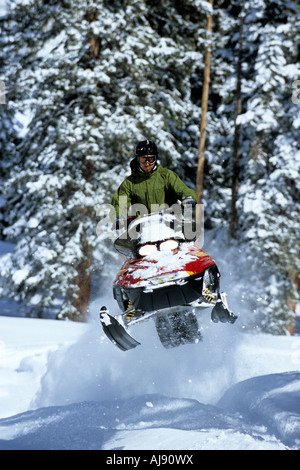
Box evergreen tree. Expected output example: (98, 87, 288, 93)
(1, 0, 298, 332)
(0, 7, 21, 236)
(196, 0, 299, 333)
(197, 0, 239, 227)
(232, 0, 300, 333)
(0, 0, 208, 320)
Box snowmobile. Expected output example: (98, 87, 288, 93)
(100, 208, 237, 351)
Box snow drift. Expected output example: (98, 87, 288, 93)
(0, 314, 299, 450)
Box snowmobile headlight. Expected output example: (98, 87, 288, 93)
(143, 270, 191, 291)
(138, 244, 158, 256)
(159, 239, 179, 251)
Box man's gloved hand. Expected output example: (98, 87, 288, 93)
(113, 215, 126, 230)
(181, 196, 196, 207)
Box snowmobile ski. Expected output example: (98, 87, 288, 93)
(99, 306, 141, 351)
(211, 292, 237, 324)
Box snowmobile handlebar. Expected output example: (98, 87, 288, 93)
(113, 208, 200, 258)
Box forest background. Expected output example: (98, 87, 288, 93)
(0, 0, 299, 335)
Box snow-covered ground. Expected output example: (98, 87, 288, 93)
(0, 303, 299, 450)
(0, 238, 299, 450)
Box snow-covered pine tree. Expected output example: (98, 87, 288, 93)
(0, 1, 109, 320)
(0, 0, 210, 320)
(91, 0, 210, 182)
(0, 102, 20, 236)
(0, 7, 22, 236)
(233, 0, 300, 333)
(196, 1, 239, 227)
(195, 0, 299, 334)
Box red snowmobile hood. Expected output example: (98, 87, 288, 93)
(113, 244, 216, 289)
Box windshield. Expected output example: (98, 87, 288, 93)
(114, 208, 202, 257)
(128, 211, 185, 244)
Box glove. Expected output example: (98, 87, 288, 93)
(181, 197, 196, 207)
(113, 215, 126, 230)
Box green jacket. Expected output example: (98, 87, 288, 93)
(111, 159, 197, 217)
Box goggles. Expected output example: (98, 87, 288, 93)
(138, 155, 157, 164)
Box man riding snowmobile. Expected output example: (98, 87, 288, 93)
(111, 139, 197, 226)
(104, 139, 236, 335)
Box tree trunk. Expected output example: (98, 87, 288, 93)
(286, 271, 300, 335)
(230, 0, 245, 238)
(196, 0, 213, 208)
(71, 242, 93, 322)
(69, 27, 100, 323)
(71, 159, 94, 322)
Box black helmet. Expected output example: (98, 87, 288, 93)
(135, 140, 158, 157)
